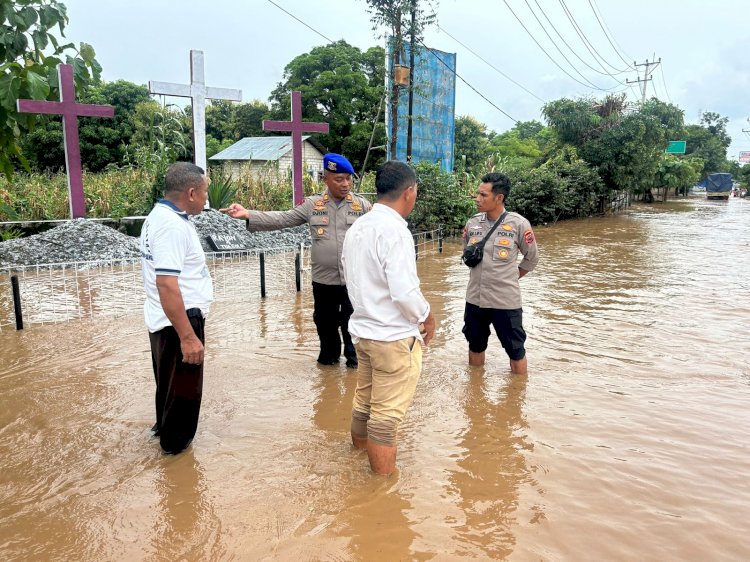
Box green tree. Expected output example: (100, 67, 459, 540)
(270, 41, 386, 172)
(0, 0, 102, 177)
(454, 115, 488, 173)
(205, 99, 235, 143)
(543, 94, 673, 196)
(655, 154, 702, 199)
(700, 111, 731, 148)
(684, 124, 728, 177)
(21, 80, 151, 171)
(233, 99, 270, 138)
(514, 119, 544, 139)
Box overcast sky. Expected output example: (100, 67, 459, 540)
(60, 0, 750, 161)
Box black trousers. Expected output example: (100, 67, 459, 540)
(312, 282, 356, 364)
(149, 310, 205, 454)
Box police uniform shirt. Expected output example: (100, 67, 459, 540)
(246, 191, 372, 285)
(463, 211, 539, 310)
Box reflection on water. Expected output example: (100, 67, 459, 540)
(448, 371, 529, 559)
(1, 197, 750, 560)
(148, 451, 223, 561)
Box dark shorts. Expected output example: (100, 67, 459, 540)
(462, 303, 526, 360)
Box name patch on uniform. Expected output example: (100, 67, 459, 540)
(524, 229, 536, 245)
(347, 211, 363, 217)
(312, 210, 328, 216)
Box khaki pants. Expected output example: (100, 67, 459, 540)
(352, 337, 423, 445)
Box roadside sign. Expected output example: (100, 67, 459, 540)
(739, 151, 750, 163)
(665, 141, 686, 154)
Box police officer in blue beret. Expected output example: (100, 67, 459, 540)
(221, 153, 372, 367)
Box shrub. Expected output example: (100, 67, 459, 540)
(410, 162, 475, 234)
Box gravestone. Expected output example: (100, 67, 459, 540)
(205, 232, 247, 251)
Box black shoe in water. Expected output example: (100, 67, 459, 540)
(345, 358, 358, 369)
(317, 357, 339, 366)
(150, 423, 160, 437)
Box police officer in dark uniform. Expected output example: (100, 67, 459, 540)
(221, 154, 371, 367)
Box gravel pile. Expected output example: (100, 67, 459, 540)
(192, 209, 311, 253)
(0, 211, 311, 268)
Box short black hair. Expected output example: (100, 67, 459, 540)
(375, 161, 417, 201)
(481, 172, 511, 199)
(164, 162, 205, 195)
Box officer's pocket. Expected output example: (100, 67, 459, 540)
(492, 236, 513, 261)
(310, 217, 330, 239)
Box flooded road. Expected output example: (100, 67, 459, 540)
(1, 196, 749, 561)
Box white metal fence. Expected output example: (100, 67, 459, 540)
(0, 228, 444, 331)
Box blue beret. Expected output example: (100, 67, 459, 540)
(323, 153, 354, 175)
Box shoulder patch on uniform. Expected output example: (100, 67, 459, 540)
(524, 229, 536, 245)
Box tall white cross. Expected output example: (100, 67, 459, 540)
(149, 50, 242, 172)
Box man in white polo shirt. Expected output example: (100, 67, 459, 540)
(342, 160, 436, 475)
(140, 162, 213, 455)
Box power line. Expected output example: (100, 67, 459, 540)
(530, 0, 628, 79)
(269, 1, 518, 124)
(587, 0, 635, 70)
(558, 0, 630, 74)
(437, 25, 545, 102)
(658, 63, 672, 104)
(265, 0, 334, 43)
(415, 38, 518, 123)
(501, 0, 619, 91)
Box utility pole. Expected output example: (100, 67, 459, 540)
(626, 58, 660, 102)
(406, 0, 416, 162)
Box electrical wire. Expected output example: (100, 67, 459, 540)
(436, 25, 545, 102)
(658, 63, 672, 104)
(415, 37, 518, 123)
(558, 0, 630, 73)
(265, 0, 335, 43)
(590, 0, 635, 66)
(501, 0, 619, 91)
(526, 0, 627, 84)
(587, 0, 635, 70)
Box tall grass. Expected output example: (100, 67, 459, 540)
(0, 165, 324, 221)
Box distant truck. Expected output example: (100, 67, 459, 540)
(696, 173, 733, 200)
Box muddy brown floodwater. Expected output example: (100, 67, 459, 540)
(1, 196, 749, 561)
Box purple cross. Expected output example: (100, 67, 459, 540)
(16, 64, 114, 219)
(263, 91, 329, 207)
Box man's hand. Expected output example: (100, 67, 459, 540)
(219, 203, 250, 220)
(180, 334, 204, 365)
(420, 311, 436, 346)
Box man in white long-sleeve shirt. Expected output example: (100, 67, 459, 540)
(342, 160, 436, 475)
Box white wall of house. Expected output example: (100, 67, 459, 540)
(214, 141, 323, 181)
(214, 141, 325, 182)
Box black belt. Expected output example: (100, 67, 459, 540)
(186, 308, 203, 319)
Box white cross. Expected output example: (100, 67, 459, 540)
(149, 50, 242, 173)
